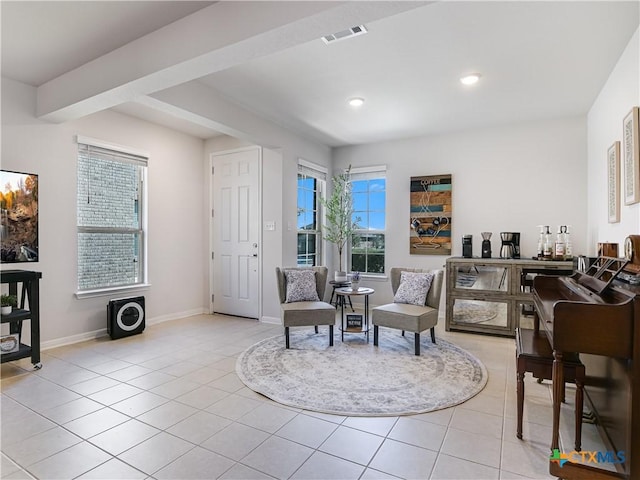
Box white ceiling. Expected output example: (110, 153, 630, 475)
(2, 1, 639, 147)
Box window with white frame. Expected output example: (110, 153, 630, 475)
(351, 166, 386, 274)
(77, 137, 148, 292)
(297, 160, 326, 267)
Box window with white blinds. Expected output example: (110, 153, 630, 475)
(76, 136, 148, 292)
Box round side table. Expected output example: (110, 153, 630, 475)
(335, 287, 375, 342)
(329, 280, 354, 311)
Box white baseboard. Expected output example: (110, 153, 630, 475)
(42, 328, 109, 350)
(147, 308, 207, 326)
(260, 316, 281, 325)
(41, 308, 208, 351)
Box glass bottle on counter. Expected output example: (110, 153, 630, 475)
(554, 226, 566, 260)
(537, 225, 545, 259)
(543, 226, 553, 259)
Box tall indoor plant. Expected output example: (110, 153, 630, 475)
(320, 166, 360, 281)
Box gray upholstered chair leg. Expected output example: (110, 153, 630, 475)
(415, 333, 420, 356)
(374, 325, 379, 346)
(285, 326, 290, 349)
(329, 325, 334, 346)
(430, 327, 436, 344)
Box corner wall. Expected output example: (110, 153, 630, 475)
(587, 27, 640, 252)
(1, 77, 207, 346)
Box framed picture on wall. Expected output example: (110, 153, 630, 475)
(409, 174, 452, 255)
(1, 169, 38, 263)
(607, 141, 620, 223)
(623, 106, 640, 205)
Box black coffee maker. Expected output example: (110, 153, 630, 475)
(500, 232, 521, 259)
(462, 235, 473, 258)
(481, 232, 492, 258)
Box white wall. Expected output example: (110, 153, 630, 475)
(334, 117, 588, 304)
(1, 77, 207, 346)
(587, 27, 640, 253)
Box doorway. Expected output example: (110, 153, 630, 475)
(210, 147, 261, 319)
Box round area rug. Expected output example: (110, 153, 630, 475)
(453, 300, 498, 324)
(236, 329, 487, 416)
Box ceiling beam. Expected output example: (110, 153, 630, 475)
(37, 1, 427, 123)
(147, 80, 319, 149)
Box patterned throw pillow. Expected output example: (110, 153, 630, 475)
(285, 270, 320, 303)
(393, 271, 434, 306)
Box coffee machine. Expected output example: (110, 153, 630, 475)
(481, 232, 492, 258)
(462, 235, 473, 258)
(500, 232, 521, 259)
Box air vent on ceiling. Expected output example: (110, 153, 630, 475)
(321, 25, 368, 44)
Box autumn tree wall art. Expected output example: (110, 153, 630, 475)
(1, 170, 38, 263)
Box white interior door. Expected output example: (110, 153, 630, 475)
(211, 147, 260, 318)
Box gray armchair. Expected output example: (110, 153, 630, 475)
(275, 266, 336, 348)
(372, 268, 444, 355)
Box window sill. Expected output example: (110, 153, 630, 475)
(75, 283, 151, 299)
(361, 274, 388, 281)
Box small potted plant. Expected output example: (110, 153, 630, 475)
(1, 294, 18, 315)
(350, 271, 361, 291)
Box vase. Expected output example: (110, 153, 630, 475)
(351, 281, 360, 291)
(1, 305, 12, 315)
(335, 271, 347, 282)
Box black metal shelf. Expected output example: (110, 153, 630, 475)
(0, 270, 42, 368)
(1, 343, 32, 363)
(1, 308, 32, 323)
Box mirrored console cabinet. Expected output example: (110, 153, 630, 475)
(445, 257, 573, 337)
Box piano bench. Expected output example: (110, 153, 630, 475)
(516, 328, 585, 451)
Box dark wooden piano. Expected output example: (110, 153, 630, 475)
(533, 257, 639, 479)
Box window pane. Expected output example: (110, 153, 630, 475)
(299, 176, 314, 189)
(370, 191, 385, 210)
(297, 232, 317, 266)
(368, 254, 385, 273)
(351, 232, 385, 274)
(351, 254, 366, 272)
(352, 192, 368, 211)
(369, 211, 385, 230)
(78, 232, 141, 290)
(353, 212, 367, 229)
(370, 178, 386, 192)
(305, 190, 316, 227)
(78, 157, 140, 229)
(307, 234, 316, 255)
(364, 233, 385, 250)
(298, 211, 310, 230)
(351, 179, 368, 193)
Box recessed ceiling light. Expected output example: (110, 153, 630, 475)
(460, 73, 481, 85)
(348, 97, 364, 107)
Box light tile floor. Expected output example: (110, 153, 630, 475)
(1, 313, 605, 479)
